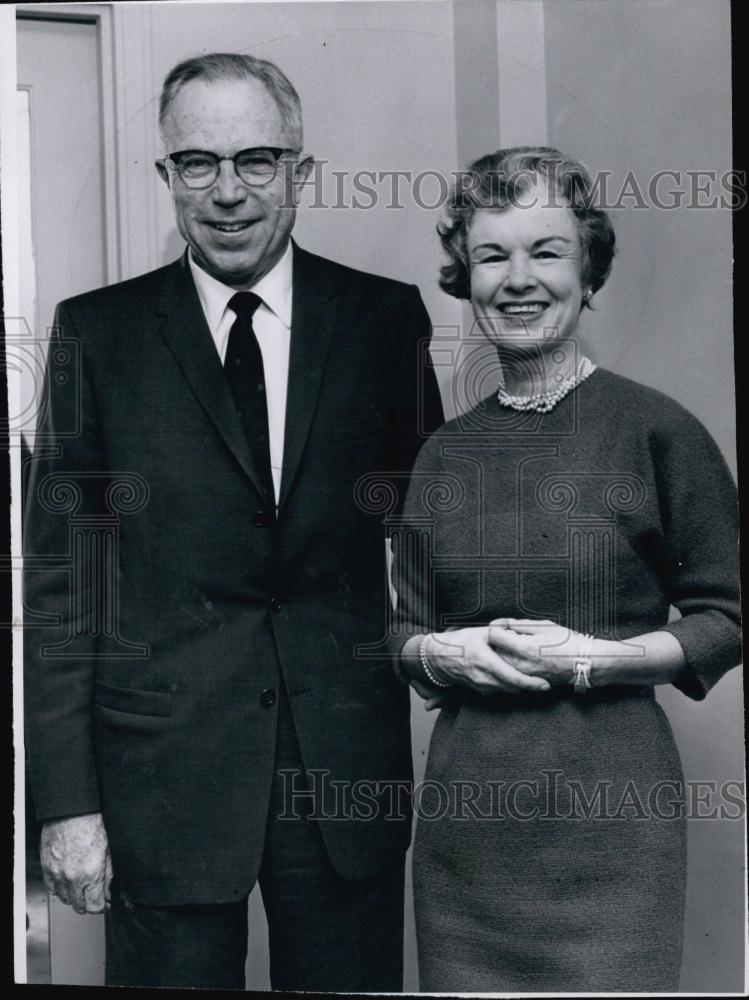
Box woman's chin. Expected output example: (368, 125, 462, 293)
(476, 312, 539, 340)
(483, 326, 551, 353)
(482, 316, 581, 352)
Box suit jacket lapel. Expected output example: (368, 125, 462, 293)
(155, 255, 268, 499)
(278, 245, 339, 512)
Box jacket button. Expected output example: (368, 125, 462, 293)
(269, 596, 282, 613)
(252, 511, 267, 528)
(260, 688, 276, 707)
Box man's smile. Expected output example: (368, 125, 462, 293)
(206, 220, 256, 233)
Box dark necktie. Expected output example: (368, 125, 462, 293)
(224, 292, 275, 509)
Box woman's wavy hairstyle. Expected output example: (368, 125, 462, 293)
(438, 146, 616, 306)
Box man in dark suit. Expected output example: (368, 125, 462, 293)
(24, 52, 443, 990)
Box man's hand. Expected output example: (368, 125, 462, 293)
(40, 813, 113, 914)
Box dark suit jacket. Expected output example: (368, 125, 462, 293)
(24, 244, 444, 904)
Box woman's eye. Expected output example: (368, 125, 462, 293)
(474, 254, 507, 264)
(534, 250, 559, 259)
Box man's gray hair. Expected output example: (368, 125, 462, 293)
(159, 52, 303, 149)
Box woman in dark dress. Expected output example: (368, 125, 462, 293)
(390, 147, 741, 992)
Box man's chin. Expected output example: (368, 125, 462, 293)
(192, 250, 262, 288)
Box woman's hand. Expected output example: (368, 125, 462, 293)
(487, 619, 688, 688)
(401, 628, 553, 699)
(401, 619, 688, 703)
(487, 618, 583, 686)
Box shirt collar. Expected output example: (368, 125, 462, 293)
(188, 240, 293, 335)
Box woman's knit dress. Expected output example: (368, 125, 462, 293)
(391, 369, 741, 992)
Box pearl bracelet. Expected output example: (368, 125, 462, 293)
(420, 634, 454, 688)
(571, 633, 596, 695)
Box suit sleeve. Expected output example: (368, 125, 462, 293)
(650, 409, 742, 699)
(387, 287, 444, 518)
(24, 301, 105, 819)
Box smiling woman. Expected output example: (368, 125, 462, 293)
(390, 147, 741, 992)
(437, 148, 616, 400)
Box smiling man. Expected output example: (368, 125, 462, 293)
(24, 53, 443, 990)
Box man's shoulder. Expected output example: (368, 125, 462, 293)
(294, 245, 420, 302)
(56, 259, 181, 317)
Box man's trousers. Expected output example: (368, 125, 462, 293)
(105, 679, 406, 990)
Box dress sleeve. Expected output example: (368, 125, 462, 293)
(649, 406, 742, 699)
(387, 435, 445, 681)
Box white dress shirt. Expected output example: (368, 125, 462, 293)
(189, 242, 292, 506)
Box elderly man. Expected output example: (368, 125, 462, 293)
(24, 52, 443, 990)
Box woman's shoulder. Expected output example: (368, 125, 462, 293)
(407, 400, 499, 489)
(589, 369, 732, 481)
(415, 395, 501, 454)
(588, 368, 709, 435)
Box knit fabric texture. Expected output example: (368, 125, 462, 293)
(391, 368, 741, 992)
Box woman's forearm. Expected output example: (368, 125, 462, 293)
(589, 630, 687, 687)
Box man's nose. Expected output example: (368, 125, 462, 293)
(503, 253, 536, 291)
(211, 161, 248, 205)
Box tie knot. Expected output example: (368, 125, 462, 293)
(228, 292, 262, 322)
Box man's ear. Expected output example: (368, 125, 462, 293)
(155, 160, 170, 187)
(294, 154, 314, 187)
(286, 155, 314, 207)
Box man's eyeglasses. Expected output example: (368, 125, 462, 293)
(162, 147, 300, 189)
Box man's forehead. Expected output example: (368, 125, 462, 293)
(162, 76, 286, 140)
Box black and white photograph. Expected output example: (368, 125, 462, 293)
(3, 0, 744, 991)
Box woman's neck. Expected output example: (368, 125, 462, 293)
(496, 346, 583, 397)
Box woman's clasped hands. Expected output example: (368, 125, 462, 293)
(414, 619, 594, 708)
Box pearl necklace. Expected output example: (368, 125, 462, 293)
(497, 358, 597, 413)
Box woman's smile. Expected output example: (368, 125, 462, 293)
(495, 300, 550, 319)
